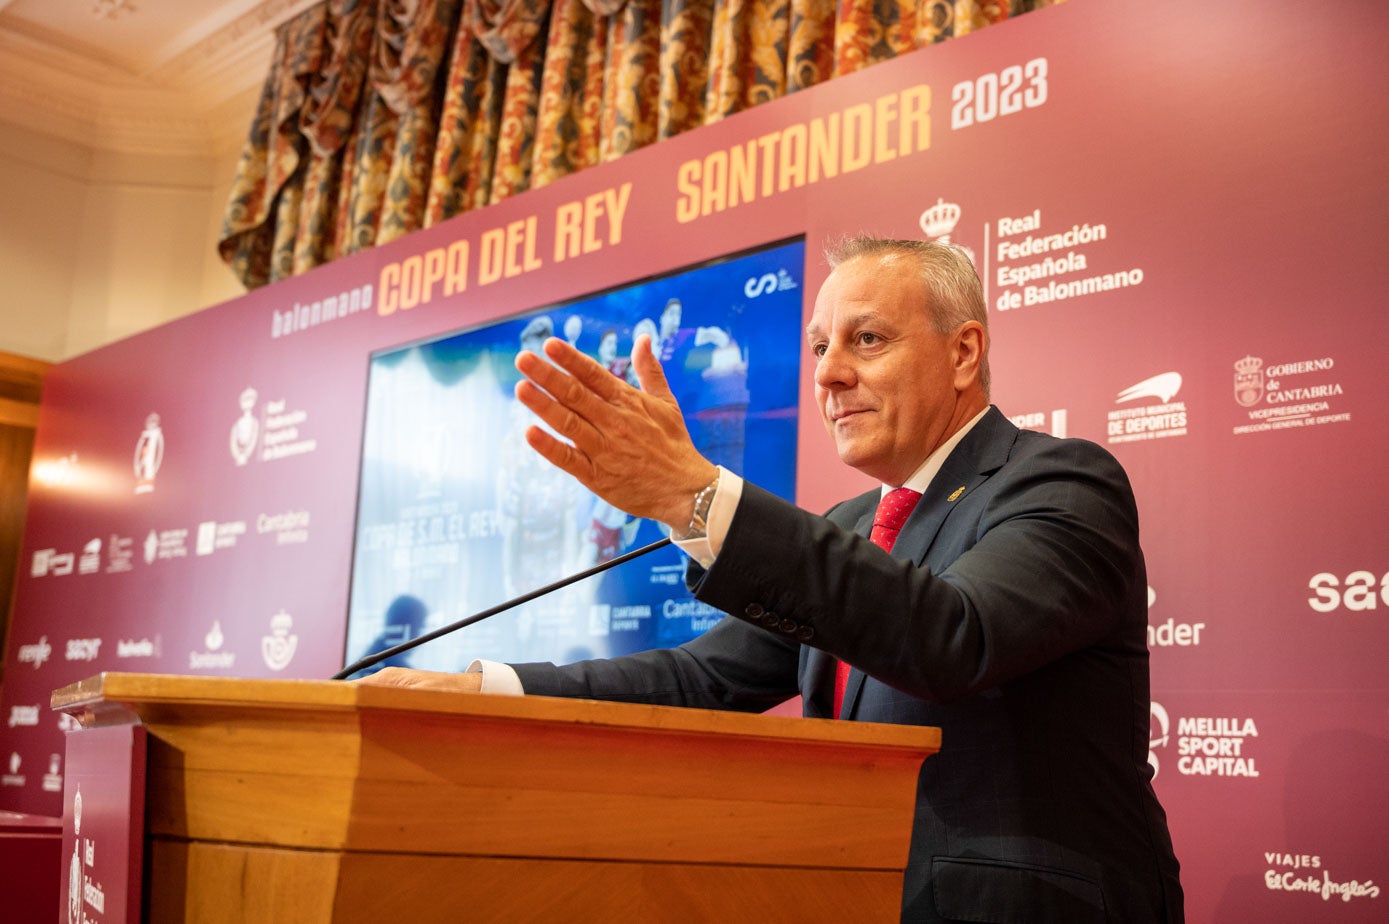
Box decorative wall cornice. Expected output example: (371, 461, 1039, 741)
(0, 0, 320, 158)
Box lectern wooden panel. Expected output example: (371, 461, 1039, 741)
(54, 672, 938, 922)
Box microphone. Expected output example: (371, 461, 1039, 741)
(332, 536, 672, 680)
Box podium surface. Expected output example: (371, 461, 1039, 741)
(54, 672, 938, 922)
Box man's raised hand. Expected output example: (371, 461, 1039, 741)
(514, 334, 717, 529)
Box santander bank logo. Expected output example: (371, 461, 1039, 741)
(1146, 585, 1205, 649)
(3, 752, 25, 787)
(189, 620, 235, 671)
(1008, 409, 1067, 438)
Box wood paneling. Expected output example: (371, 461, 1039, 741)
(148, 839, 903, 923)
(0, 350, 46, 685)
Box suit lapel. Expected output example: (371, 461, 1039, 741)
(894, 407, 1015, 566)
(837, 407, 1017, 719)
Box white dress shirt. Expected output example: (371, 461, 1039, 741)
(471, 407, 990, 693)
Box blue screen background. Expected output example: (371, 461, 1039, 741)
(344, 239, 805, 672)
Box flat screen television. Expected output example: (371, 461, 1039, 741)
(343, 237, 806, 673)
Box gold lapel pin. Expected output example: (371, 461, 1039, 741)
(947, 486, 966, 502)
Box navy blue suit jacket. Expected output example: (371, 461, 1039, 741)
(515, 407, 1183, 921)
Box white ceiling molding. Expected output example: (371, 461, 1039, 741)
(0, 0, 320, 157)
(91, 0, 140, 21)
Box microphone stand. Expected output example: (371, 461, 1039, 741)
(332, 537, 672, 680)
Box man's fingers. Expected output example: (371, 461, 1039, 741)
(515, 379, 601, 450)
(511, 331, 707, 525)
(540, 337, 628, 403)
(515, 340, 625, 429)
(514, 347, 594, 408)
(355, 668, 483, 693)
(630, 334, 676, 403)
(522, 423, 594, 486)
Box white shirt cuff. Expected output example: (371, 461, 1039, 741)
(466, 659, 525, 695)
(671, 467, 743, 568)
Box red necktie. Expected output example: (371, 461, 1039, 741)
(833, 487, 923, 718)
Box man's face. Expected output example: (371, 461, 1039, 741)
(806, 255, 969, 486)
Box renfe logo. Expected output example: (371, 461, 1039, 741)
(17, 636, 52, 669)
(1308, 571, 1387, 612)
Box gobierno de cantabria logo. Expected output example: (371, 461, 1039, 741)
(1231, 354, 1350, 435)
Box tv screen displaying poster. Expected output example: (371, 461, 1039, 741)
(343, 238, 805, 673)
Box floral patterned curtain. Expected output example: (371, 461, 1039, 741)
(219, 0, 1058, 288)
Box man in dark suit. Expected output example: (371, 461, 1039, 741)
(364, 237, 1184, 921)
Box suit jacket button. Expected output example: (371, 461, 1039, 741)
(762, 613, 780, 629)
(795, 626, 815, 642)
(778, 619, 797, 634)
(745, 603, 764, 618)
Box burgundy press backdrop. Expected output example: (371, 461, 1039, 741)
(4, 2, 1386, 919)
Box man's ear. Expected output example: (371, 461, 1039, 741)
(952, 321, 986, 390)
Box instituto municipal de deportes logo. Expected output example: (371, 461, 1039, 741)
(1234, 355, 1264, 407)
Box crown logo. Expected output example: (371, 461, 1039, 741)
(239, 387, 258, 412)
(1233, 355, 1265, 407)
(919, 198, 962, 239)
(263, 610, 298, 671)
(270, 609, 293, 636)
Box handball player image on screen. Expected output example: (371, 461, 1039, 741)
(343, 239, 804, 674)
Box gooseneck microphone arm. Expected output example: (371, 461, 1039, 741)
(332, 536, 673, 680)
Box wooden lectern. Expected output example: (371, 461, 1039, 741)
(54, 672, 938, 922)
